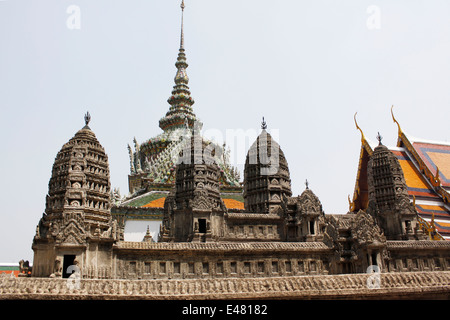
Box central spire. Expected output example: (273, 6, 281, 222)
(180, 0, 185, 50)
(159, 0, 201, 132)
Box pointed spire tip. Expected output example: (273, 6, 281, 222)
(84, 111, 91, 126)
(376, 132, 383, 145)
(180, 0, 185, 50)
(261, 117, 267, 130)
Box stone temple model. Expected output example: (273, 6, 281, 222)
(11, 1, 450, 299)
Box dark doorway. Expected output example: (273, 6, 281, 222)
(309, 221, 315, 235)
(63, 255, 76, 278)
(198, 219, 207, 233)
(371, 252, 378, 266)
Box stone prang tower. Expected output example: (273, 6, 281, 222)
(366, 133, 425, 240)
(32, 113, 119, 278)
(243, 119, 292, 213)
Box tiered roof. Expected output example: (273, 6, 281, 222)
(351, 108, 450, 240)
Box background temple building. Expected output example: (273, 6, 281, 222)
(352, 109, 450, 240)
(11, 1, 450, 300)
(110, 1, 242, 242)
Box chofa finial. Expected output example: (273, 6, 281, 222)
(354, 112, 366, 143)
(261, 117, 267, 130)
(84, 111, 91, 126)
(391, 105, 403, 136)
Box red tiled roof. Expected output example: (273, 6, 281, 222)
(411, 142, 450, 188)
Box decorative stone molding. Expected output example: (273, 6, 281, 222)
(1, 271, 449, 300)
(386, 240, 450, 250)
(114, 241, 330, 252)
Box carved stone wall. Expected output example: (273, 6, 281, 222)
(224, 213, 283, 241)
(2, 271, 449, 300)
(113, 242, 332, 280)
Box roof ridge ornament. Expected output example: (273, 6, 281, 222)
(391, 105, 404, 148)
(354, 112, 366, 143)
(391, 105, 403, 136)
(84, 111, 91, 127)
(376, 132, 383, 145)
(261, 117, 267, 130)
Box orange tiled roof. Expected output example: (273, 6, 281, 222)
(411, 142, 450, 188)
(141, 197, 245, 210)
(391, 150, 439, 200)
(222, 198, 245, 210)
(0, 270, 20, 277)
(142, 197, 166, 208)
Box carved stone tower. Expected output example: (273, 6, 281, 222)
(32, 113, 118, 278)
(367, 134, 424, 240)
(288, 186, 326, 242)
(160, 134, 227, 242)
(244, 119, 292, 213)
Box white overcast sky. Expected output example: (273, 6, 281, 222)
(1, 0, 449, 263)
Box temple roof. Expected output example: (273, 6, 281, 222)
(351, 109, 450, 240)
(122, 190, 244, 210)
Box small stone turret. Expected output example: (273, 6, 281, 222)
(32, 113, 118, 278)
(160, 134, 227, 242)
(366, 134, 425, 240)
(244, 119, 292, 213)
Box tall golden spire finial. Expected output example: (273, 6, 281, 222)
(180, 0, 185, 50)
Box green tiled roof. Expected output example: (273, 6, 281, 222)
(0, 266, 19, 271)
(126, 193, 167, 207)
(221, 193, 244, 202)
